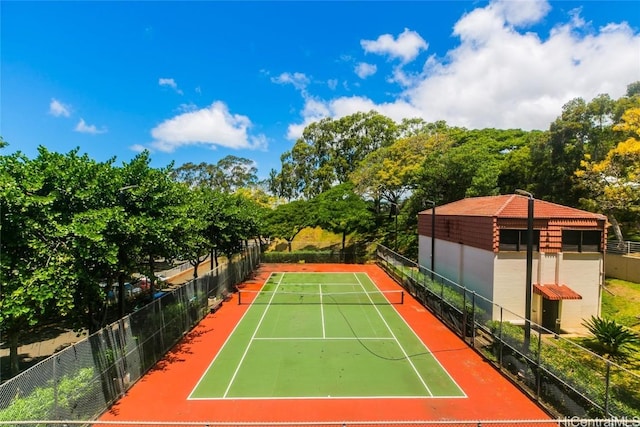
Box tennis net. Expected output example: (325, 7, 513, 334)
(237, 289, 404, 305)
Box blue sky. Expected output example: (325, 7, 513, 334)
(2, 1, 639, 180)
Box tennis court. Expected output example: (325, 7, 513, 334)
(99, 263, 551, 422)
(190, 272, 464, 399)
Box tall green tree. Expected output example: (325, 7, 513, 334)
(1, 146, 142, 373)
(417, 128, 527, 204)
(174, 187, 211, 279)
(576, 107, 640, 241)
(173, 155, 258, 192)
(263, 200, 311, 252)
(1, 151, 58, 375)
(351, 133, 437, 210)
(310, 183, 374, 253)
(268, 111, 397, 199)
(120, 152, 186, 290)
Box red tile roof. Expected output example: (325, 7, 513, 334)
(419, 195, 607, 220)
(533, 284, 582, 300)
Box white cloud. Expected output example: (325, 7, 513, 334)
(286, 0, 640, 135)
(49, 98, 71, 117)
(361, 28, 428, 63)
(129, 144, 146, 153)
(355, 62, 377, 79)
(150, 101, 267, 152)
(406, 0, 640, 130)
(327, 79, 339, 90)
(159, 78, 183, 95)
(271, 72, 310, 92)
(75, 118, 107, 134)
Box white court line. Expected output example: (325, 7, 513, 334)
(279, 282, 365, 287)
(190, 393, 467, 401)
(353, 272, 433, 397)
(319, 283, 326, 338)
(192, 271, 465, 401)
(187, 272, 277, 400)
(374, 273, 467, 397)
(222, 273, 284, 398)
(253, 336, 395, 340)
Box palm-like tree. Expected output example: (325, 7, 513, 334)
(582, 316, 640, 356)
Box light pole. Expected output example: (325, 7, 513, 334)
(425, 200, 436, 277)
(515, 189, 534, 351)
(391, 202, 399, 252)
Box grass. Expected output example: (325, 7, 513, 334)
(602, 278, 640, 333)
(572, 278, 640, 373)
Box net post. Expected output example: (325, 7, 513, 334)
(401, 291, 404, 304)
(238, 291, 241, 305)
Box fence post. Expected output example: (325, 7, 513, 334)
(53, 355, 59, 418)
(471, 292, 476, 347)
(604, 360, 611, 416)
(536, 327, 542, 400)
(499, 307, 504, 369)
(440, 279, 444, 318)
(462, 289, 467, 339)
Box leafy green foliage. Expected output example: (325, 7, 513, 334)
(268, 111, 397, 199)
(172, 155, 258, 192)
(0, 367, 98, 420)
(263, 200, 311, 251)
(582, 316, 640, 356)
(310, 183, 375, 251)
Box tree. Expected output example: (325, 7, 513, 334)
(216, 155, 258, 192)
(310, 183, 374, 253)
(351, 133, 436, 209)
(417, 128, 529, 204)
(269, 111, 397, 199)
(0, 150, 78, 375)
(120, 152, 186, 289)
(575, 107, 640, 241)
(586, 94, 616, 162)
(582, 316, 640, 357)
(173, 155, 258, 192)
(530, 98, 590, 204)
(174, 187, 211, 279)
(263, 200, 311, 252)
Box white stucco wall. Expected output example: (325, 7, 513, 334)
(557, 252, 603, 331)
(418, 236, 602, 331)
(417, 235, 434, 275)
(493, 252, 539, 322)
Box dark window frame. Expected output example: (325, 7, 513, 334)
(499, 229, 540, 252)
(562, 230, 602, 253)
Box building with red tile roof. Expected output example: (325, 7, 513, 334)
(417, 194, 608, 332)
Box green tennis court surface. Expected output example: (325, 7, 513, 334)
(189, 272, 465, 399)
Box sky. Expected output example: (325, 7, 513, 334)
(1, 1, 639, 180)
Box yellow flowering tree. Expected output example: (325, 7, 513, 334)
(576, 107, 640, 241)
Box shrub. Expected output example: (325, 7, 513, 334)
(0, 367, 97, 421)
(582, 316, 640, 357)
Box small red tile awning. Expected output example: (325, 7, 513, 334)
(533, 284, 582, 300)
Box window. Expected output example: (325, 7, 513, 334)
(562, 230, 601, 252)
(499, 229, 539, 251)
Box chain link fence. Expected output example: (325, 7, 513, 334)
(0, 243, 260, 422)
(261, 241, 370, 264)
(3, 420, 640, 427)
(376, 245, 640, 419)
